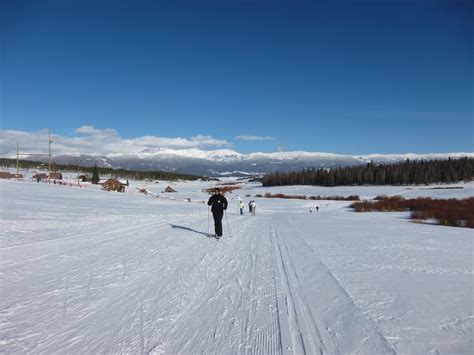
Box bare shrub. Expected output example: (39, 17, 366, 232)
(353, 196, 474, 229)
(204, 185, 241, 194)
(262, 192, 359, 201)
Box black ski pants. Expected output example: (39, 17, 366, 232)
(212, 210, 224, 236)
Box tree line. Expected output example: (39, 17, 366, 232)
(0, 158, 210, 182)
(262, 157, 474, 187)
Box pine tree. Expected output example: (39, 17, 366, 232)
(91, 164, 100, 184)
(261, 157, 474, 187)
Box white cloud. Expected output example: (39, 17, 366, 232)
(235, 135, 275, 141)
(0, 127, 231, 157)
(191, 135, 230, 147)
(74, 125, 118, 137)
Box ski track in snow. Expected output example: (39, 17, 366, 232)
(1, 211, 392, 354)
(0, 180, 472, 354)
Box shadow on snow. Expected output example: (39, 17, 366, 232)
(168, 224, 214, 238)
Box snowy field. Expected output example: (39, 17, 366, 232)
(0, 177, 472, 354)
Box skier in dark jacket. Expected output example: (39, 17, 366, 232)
(207, 188, 228, 238)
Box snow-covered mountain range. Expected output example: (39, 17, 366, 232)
(18, 149, 473, 176)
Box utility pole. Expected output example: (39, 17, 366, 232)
(16, 141, 19, 177)
(76, 159, 81, 186)
(48, 130, 52, 180)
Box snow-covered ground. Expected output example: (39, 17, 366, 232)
(0, 177, 472, 354)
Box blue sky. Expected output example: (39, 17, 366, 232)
(1, 0, 472, 154)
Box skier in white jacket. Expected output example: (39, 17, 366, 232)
(251, 201, 257, 216)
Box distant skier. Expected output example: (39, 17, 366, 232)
(238, 200, 245, 215)
(207, 188, 228, 239)
(310, 207, 313, 213)
(251, 201, 257, 216)
(316, 205, 319, 212)
(248, 201, 252, 214)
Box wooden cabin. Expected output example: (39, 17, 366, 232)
(0, 172, 24, 179)
(49, 172, 63, 180)
(164, 185, 177, 193)
(0, 172, 12, 179)
(78, 174, 91, 182)
(101, 178, 126, 192)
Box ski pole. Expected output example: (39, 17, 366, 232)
(225, 210, 232, 238)
(207, 206, 210, 235)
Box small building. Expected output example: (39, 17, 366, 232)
(33, 173, 48, 180)
(78, 174, 91, 182)
(99, 178, 128, 186)
(101, 178, 126, 192)
(0, 172, 12, 179)
(164, 185, 177, 193)
(49, 172, 63, 180)
(0, 172, 24, 179)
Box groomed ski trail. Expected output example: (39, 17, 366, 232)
(149, 212, 395, 354)
(2, 204, 395, 354)
(270, 215, 395, 355)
